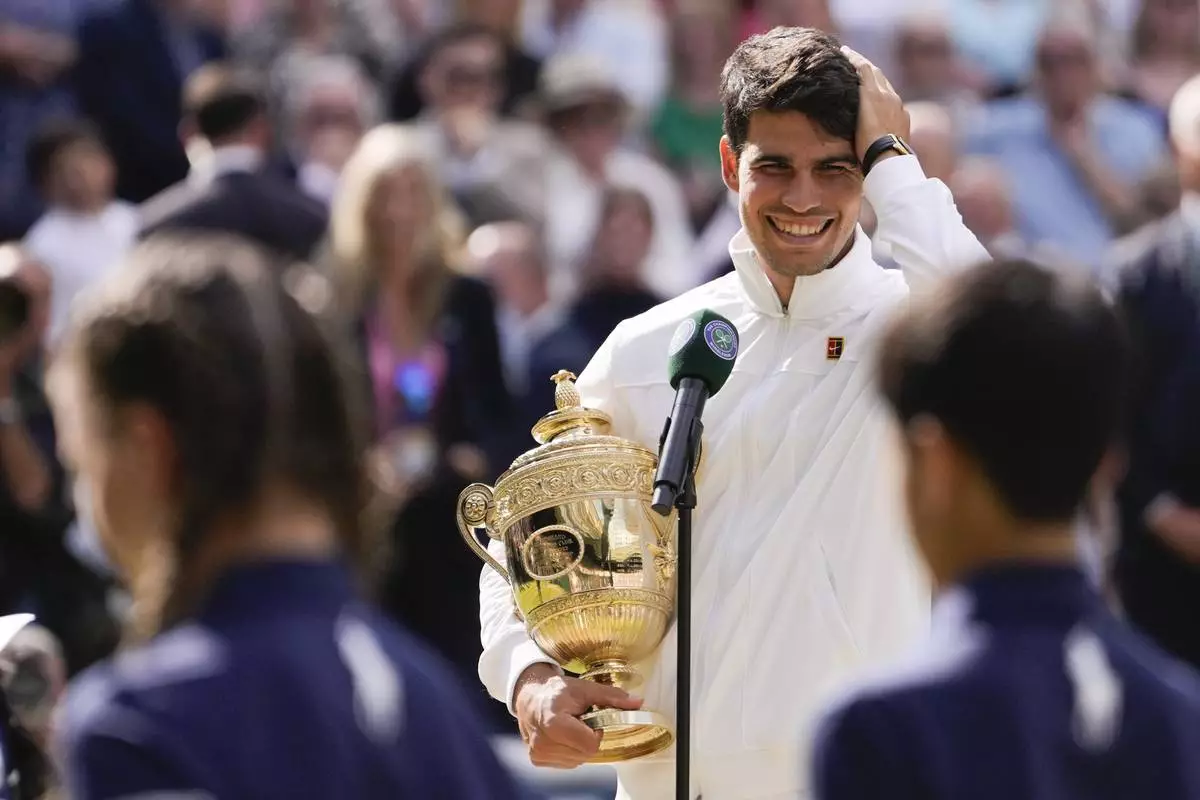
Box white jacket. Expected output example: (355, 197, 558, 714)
(479, 155, 991, 798)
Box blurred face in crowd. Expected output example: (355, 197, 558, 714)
(296, 83, 365, 170)
(1036, 29, 1099, 121)
(758, 0, 833, 31)
(673, 11, 735, 84)
(470, 223, 546, 317)
(47, 139, 115, 214)
(895, 21, 955, 100)
(456, 0, 522, 35)
(552, 95, 626, 175)
(1141, 0, 1200, 53)
(950, 161, 1014, 242)
(906, 103, 957, 184)
(720, 111, 862, 281)
(366, 162, 434, 266)
(422, 35, 505, 113)
(594, 190, 654, 285)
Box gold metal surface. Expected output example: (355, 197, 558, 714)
(457, 371, 678, 762)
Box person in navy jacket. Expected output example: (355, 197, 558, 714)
(811, 258, 1200, 800)
(45, 234, 531, 799)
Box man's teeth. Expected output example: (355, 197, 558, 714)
(775, 219, 827, 236)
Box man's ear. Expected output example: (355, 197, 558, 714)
(719, 136, 740, 194)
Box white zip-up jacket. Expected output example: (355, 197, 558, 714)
(479, 155, 991, 798)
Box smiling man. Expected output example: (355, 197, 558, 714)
(478, 26, 990, 799)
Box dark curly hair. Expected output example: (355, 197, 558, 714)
(720, 26, 860, 155)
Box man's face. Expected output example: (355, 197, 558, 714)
(897, 25, 955, 99)
(1036, 30, 1098, 120)
(424, 37, 504, 113)
(720, 110, 862, 282)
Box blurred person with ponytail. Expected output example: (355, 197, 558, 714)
(328, 125, 515, 728)
(48, 234, 528, 799)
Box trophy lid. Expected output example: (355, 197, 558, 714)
(530, 371, 612, 444)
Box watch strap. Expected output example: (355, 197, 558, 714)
(862, 133, 914, 176)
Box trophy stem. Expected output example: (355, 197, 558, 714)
(581, 659, 642, 692)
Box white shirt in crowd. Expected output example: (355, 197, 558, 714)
(542, 145, 697, 303)
(479, 155, 990, 799)
(23, 202, 138, 347)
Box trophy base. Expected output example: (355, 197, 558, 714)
(581, 708, 674, 763)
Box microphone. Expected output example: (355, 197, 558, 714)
(651, 309, 739, 515)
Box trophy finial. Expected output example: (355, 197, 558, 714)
(551, 370, 581, 411)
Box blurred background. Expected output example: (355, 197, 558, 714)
(1, 0, 1197, 796)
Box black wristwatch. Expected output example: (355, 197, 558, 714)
(861, 134, 914, 176)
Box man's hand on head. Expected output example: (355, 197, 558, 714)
(841, 46, 911, 166)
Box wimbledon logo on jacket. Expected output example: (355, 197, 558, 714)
(704, 320, 738, 361)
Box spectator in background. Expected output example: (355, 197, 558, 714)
(140, 64, 328, 262)
(905, 102, 957, 184)
(468, 221, 561, 408)
(0, 0, 79, 241)
(526, 52, 695, 302)
(390, 0, 542, 122)
(328, 125, 513, 727)
(0, 246, 116, 677)
(949, 157, 1067, 264)
(22, 119, 137, 347)
(651, 3, 735, 233)
(467, 220, 569, 468)
(233, 0, 404, 92)
(965, 12, 1165, 269)
(1124, 0, 1200, 114)
(1107, 73, 1200, 672)
(407, 24, 547, 227)
(752, 0, 837, 37)
(552, 186, 664, 355)
(892, 11, 984, 120)
(74, 0, 225, 204)
(277, 53, 379, 206)
(518, 0, 670, 125)
(947, 0, 1050, 93)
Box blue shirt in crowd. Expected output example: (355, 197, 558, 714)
(964, 96, 1166, 270)
(813, 563, 1200, 800)
(57, 559, 531, 799)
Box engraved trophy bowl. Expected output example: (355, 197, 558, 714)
(457, 370, 677, 763)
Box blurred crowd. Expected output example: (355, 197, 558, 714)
(3, 0, 1200, 781)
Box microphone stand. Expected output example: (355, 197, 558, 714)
(672, 418, 702, 800)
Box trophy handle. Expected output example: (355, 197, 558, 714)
(456, 483, 509, 580)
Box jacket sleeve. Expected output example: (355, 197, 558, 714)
(865, 155, 991, 297)
(478, 537, 559, 714)
(477, 323, 634, 712)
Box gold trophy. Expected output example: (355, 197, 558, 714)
(458, 371, 676, 762)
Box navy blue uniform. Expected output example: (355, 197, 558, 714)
(813, 564, 1200, 800)
(58, 560, 530, 799)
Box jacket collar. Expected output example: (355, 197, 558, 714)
(728, 225, 883, 319)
